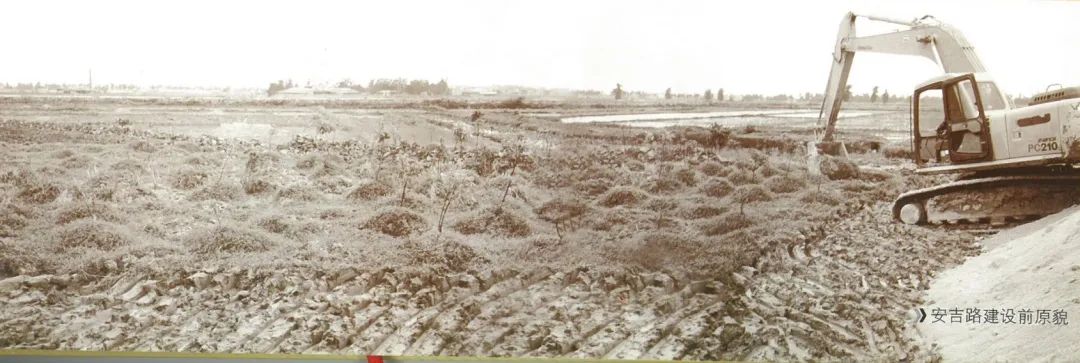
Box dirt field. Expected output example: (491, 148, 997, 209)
(0, 97, 982, 360)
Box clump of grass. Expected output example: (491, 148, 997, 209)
(242, 178, 276, 195)
(363, 207, 427, 237)
(643, 176, 683, 194)
(184, 225, 278, 255)
(621, 233, 702, 270)
(18, 181, 61, 204)
(678, 204, 727, 220)
(245, 151, 280, 173)
(755, 164, 782, 178)
(276, 184, 323, 202)
(56, 202, 120, 224)
(702, 212, 758, 236)
(110, 159, 145, 173)
(701, 178, 735, 198)
(52, 149, 75, 159)
(764, 174, 806, 194)
(699, 161, 731, 177)
(402, 238, 485, 270)
(726, 169, 760, 185)
(596, 186, 649, 208)
(54, 220, 132, 251)
(189, 182, 243, 201)
(453, 205, 532, 238)
(675, 167, 698, 187)
(798, 188, 845, 206)
(315, 175, 352, 194)
(295, 153, 343, 177)
(0, 242, 48, 277)
(130, 140, 157, 153)
(0, 208, 29, 237)
(173, 169, 208, 190)
(185, 155, 221, 168)
(347, 181, 393, 201)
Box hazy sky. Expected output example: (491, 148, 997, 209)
(1, 0, 1076, 96)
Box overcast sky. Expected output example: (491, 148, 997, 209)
(1, 0, 1076, 96)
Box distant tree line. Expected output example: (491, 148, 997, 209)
(267, 78, 450, 96)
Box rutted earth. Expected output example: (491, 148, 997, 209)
(0, 105, 985, 361)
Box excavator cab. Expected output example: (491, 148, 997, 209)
(913, 73, 992, 166)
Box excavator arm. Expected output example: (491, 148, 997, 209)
(817, 12, 987, 142)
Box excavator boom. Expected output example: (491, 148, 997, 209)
(817, 12, 991, 142)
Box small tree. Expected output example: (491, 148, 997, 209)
(433, 167, 472, 239)
(718, 88, 725, 102)
(665, 88, 673, 100)
(612, 83, 625, 100)
(882, 90, 890, 104)
(498, 144, 528, 203)
(703, 89, 714, 102)
(870, 86, 879, 103)
(731, 184, 773, 215)
(396, 156, 424, 206)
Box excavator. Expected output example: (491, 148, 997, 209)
(813, 12, 1080, 225)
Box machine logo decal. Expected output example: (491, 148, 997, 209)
(1018, 113, 1052, 127)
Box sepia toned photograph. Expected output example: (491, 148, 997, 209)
(1, 1, 1078, 362)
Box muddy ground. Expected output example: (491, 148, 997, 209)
(0, 99, 981, 361)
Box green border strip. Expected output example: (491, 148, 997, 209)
(0, 350, 732, 363)
(0, 349, 358, 361)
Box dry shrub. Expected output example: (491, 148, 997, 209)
(363, 207, 427, 237)
(597, 186, 648, 208)
(0, 204, 31, 237)
(60, 156, 92, 170)
(702, 212, 758, 236)
(276, 184, 323, 202)
(509, 235, 566, 261)
(0, 242, 48, 277)
(699, 162, 731, 177)
(347, 181, 393, 201)
(315, 175, 352, 194)
(52, 149, 75, 159)
(679, 204, 727, 220)
(110, 159, 145, 173)
(764, 174, 807, 194)
(453, 205, 531, 238)
(56, 202, 120, 224)
(173, 169, 208, 190)
(755, 164, 782, 178)
(189, 182, 242, 201)
(185, 225, 278, 255)
(858, 168, 894, 182)
(798, 189, 843, 206)
(242, 178, 276, 195)
(575, 178, 611, 197)
(18, 181, 61, 204)
(185, 155, 221, 167)
(130, 140, 157, 153)
(819, 155, 860, 180)
(316, 121, 336, 134)
(55, 220, 132, 251)
(0, 169, 35, 186)
(245, 151, 280, 173)
(622, 233, 702, 270)
(701, 178, 735, 198)
(675, 167, 698, 187)
(402, 239, 485, 270)
(537, 198, 589, 231)
(85, 172, 150, 202)
(726, 169, 760, 185)
(295, 153, 343, 176)
(644, 176, 683, 194)
(256, 215, 293, 235)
